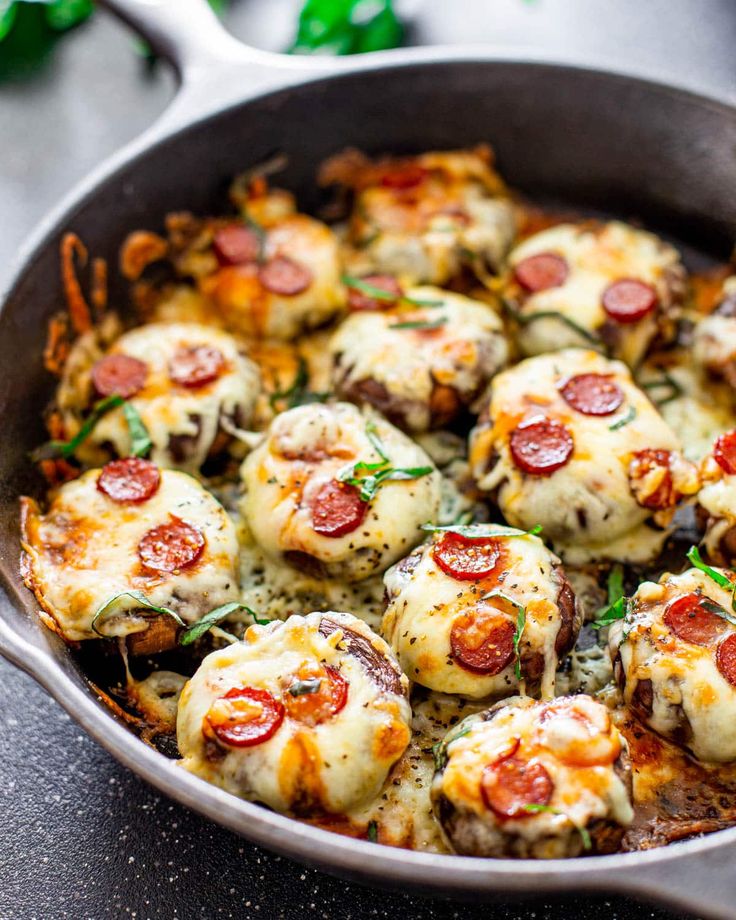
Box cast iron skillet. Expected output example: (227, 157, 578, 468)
(3, 1, 736, 915)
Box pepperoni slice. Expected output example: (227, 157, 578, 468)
(92, 354, 148, 398)
(168, 345, 225, 388)
(205, 687, 285, 748)
(137, 516, 205, 573)
(602, 279, 657, 324)
(97, 457, 160, 504)
(513, 252, 569, 293)
(450, 609, 516, 675)
(481, 757, 554, 819)
(284, 665, 348, 726)
(560, 373, 624, 416)
(714, 430, 736, 475)
(212, 224, 261, 266)
(664, 593, 727, 647)
(258, 255, 313, 296)
(510, 417, 574, 476)
(310, 480, 368, 538)
(716, 634, 736, 687)
(380, 164, 427, 190)
(347, 274, 403, 312)
(432, 531, 502, 581)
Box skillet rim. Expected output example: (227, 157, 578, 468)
(3, 50, 736, 913)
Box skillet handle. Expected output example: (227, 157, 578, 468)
(97, 0, 340, 134)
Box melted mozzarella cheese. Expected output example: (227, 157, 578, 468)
(199, 214, 344, 340)
(469, 349, 699, 564)
(240, 402, 441, 582)
(21, 469, 240, 642)
(432, 695, 633, 858)
(177, 612, 411, 814)
(334, 147, 516, 286)
(63, 322, 261, 474)
(330, 287, 508, 432)
(699, 462, 736, 563)
(611, 567, 736, 763)
(507, 222, 685, 367)
(382, 526, 577, 699)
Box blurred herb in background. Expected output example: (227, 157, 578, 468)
(289, 0, 403, 55)
(0, 0, 405, 57)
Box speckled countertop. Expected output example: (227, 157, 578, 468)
(2, 2, 734, 917)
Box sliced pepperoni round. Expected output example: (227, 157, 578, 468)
(714, 430, 736, 475)
(138, 516, 205, 573)
(432, 531, 502, 581)
(380, 164, 427, 190)
(310, 480, 368, 538)
(481, 757, 554, 819)
(258, 255, 313, 296)
(97, 457, 160, 504)
(205, 687, 285, 748)
(717, 634, 736, 687)
(450, 610, 516, 675)
(513, 252, 568, 293)
(602, 279, 657, 324)
(346, 274, 403, 312)
(212, 224, 262, 266)
(560, 373, 624, 416)
(168, 345, 225, 388)
(284, 665, 348, 726)
(92, 354, 148, 398)
(664, 593, 728, 647)
(510, 417, 574, 476)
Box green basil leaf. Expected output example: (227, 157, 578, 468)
(289, 0, 403, 56)
(288, 677, 322, 697)
(365, 419, 389, 462)
(30, 394, 124, 462)
(608, 406, 636, 431)
(432, 723, 473, 772)
(341, 274, 442, 309)
(123, 402, 152, 458)
(366, 820, 379, 842)
(269, 357, 330, 410)
(0, 1, 17, 42)
(593, 596, 629, 630)
(421, 523, 543, 539)
(640, 370, 683, 407)
(389, 317, 447, 331)
(44, 0, 93, 32)
(698, 597, 736, 628)
(512, 603, 526, 681)
(504, 299, 603, 347)
(687, 545, 736, 609)
(91, 590, 185, 638)
(179, 602, 266, 646)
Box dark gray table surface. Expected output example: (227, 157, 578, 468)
(1, 2, 732, 917)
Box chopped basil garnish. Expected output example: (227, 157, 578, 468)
(432, 724, 474, 771)
(31, 394, 124, 462)
(504, 300, 603, 347)
(242, 210, 267, 262)
(366, 820, 379, 843)
(123, 402, 152, 458)
(481, 589, 526, 680)
(698, 597, 736, 628)
(288, 677, 322, 697)
(269, 357, 330, 411)
(341, 274, 443, 309)
(641, 370, 683, 407)
(687, 545, 736, 613)
(179, 603, 268, 646)
(91, 590, 185, 638)
(338, 423, 433, 502)
(520, 805, 592, 850)
(592, 596, 629, 631)
(421, 523, 543, 539)
(31, 395, 152, 463)
(389, 317, 447, 331)
(608, 406, 636, 431)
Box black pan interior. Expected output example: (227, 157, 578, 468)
(2, 57, 736, 693)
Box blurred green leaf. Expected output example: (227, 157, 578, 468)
(44, 0, 92, 32)
(290, 0, 403, 55)
(0, 1, 18, 42)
